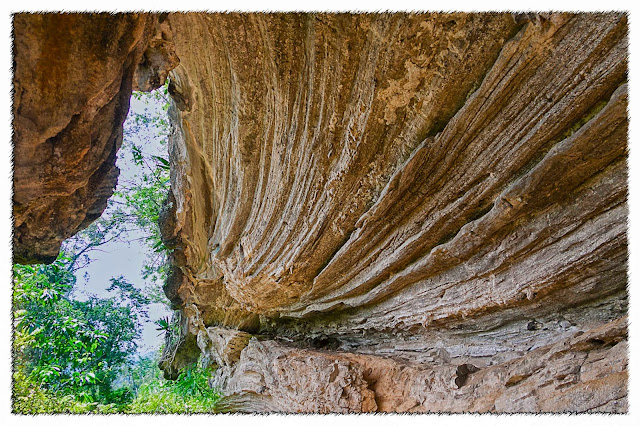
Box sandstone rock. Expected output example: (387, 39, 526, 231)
(216, 338, 378, 413)
(13, 12, 628, 413)
(12, 13, 178, 263)
(161, 12, 628, 413)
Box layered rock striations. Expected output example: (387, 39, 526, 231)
(13, 12, 629, 413)
(161, 12, 628, 413)
(12, 13, 178, 263)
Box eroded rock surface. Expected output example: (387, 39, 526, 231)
(160, 12, 628, 413)
(13, 12, 628, 413)
(12, 13, 178, 263)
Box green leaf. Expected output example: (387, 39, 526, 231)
(151, 155, 170, 167)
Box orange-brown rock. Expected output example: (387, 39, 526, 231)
(160, 12, 628, 413)
(12, 13, 178, 263)
(12, 12, 628, 413)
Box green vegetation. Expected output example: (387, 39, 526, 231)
(128, 365, 223, 414)
(12, 83, 221, 414)
(12, 368, 124, 414)
(12, 255, 144, 412)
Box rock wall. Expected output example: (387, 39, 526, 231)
(160, 12, 628, 413)
(12, 13, 178, 263)
(12, 12, 629, 413)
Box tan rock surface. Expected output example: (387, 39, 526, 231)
(160, 12, 628, 413)
(12, 13, 178, 263)
(12, 12, 628, 413)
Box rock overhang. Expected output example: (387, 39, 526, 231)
(12, 12, 629, 413)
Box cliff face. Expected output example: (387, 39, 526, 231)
(160, 12, 628, 413)
(13, 12, 628, 413)
(12, 13, 178, 263)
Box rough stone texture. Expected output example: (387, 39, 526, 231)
(12, 12, 629, 413)
(207, 315, 627, 413)
(12, 13, 178, 263)
(160, 12, 628, 413)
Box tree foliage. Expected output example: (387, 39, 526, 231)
(12, 254, 143, 410)
(114, 82, 173, 284)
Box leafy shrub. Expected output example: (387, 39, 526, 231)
(12, 367, 122, 414)
(127, 366, 222, 414)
